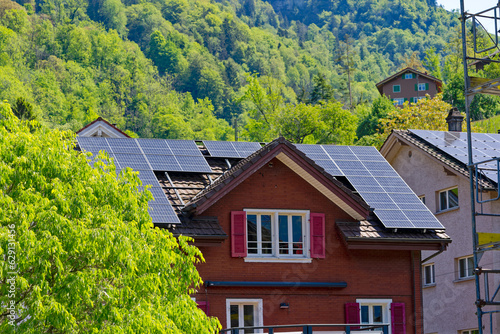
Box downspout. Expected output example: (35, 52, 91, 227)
(421, 243, 446, 264)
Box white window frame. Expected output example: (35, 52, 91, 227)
(226, 299, 263, 334)
(404, 73, 413, 79)
(458, 255, 475, 279)
(244, 209, 311, 263)
(357, 299, 392, 334)
(393, 85, 401, 93)
(438, 187, 459, 212)
(460, 329, 479, 334)
(418, 195, 425, 204)
(393, 98, 404, 106)
(418, 83, 427, 91)
(423, 263, 435, 286)
(413, 96, 425, 103)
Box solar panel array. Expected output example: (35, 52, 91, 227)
(77, 137, 215, 225)
(78, 136, 444, 230)
(296, 144, 444, 229)
(410, 129, 500, 182)
(204, 140, 262, 158)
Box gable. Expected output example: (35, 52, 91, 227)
(77, 118, 130, 138)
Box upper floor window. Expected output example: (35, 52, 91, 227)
(423, 263, 435, 286)
(393, 98, 405, 106)
(458, 255, 474, 279)
(230, 210, 325, 262)
(418, 195, 425, 204)
(246, 210, 306, 257)
(439, 187, 458, 211)
(417, 83, 429, 91)
(404, 73, 414, 79)
(393, 85, 401, 93)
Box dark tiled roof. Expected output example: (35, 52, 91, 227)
(337, 219, 450, 242)
(171, 216, 227, 239)
(183, 137, 369, 213)
(391, 130, 494, 189)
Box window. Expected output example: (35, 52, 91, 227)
(419, 195, 425, 204)
(393, 98, 405, 106)
(423, 263, 435, 286)
(412, 96, 425, 103)
(458, 255, 474, 279)
(439, 187, 458, 211)
(357, 299, 392, 332)
(227, 299, 263, 334)
(393, 85, 401, 93)
(417, 83, 428, 91)
(461, 330, 479, 334)
(404, 73, 414, 79)
(246, 210, 307, 258)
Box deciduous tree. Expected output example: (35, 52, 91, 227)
(0, 103, 221, 333)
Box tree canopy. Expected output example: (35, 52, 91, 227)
(0, 103, 221, 333)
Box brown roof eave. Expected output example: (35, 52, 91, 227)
(343, 238, 450, 251)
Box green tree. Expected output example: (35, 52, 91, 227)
(0, 103, 221, 333)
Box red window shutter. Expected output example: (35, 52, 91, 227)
(345, 303, 360, 330)
(310, 213, 325, 258)
(391, 303, 406, 334)
(231, 211, 247, 257)
(196, 301, 209, 315)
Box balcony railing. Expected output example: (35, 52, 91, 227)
(220, 323, 390, 334)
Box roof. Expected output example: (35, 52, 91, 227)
(76, 117, 131, 138)
(76, 132, 449, 244)
(375, 67, 443, 95)
(381, 130, 495, 190)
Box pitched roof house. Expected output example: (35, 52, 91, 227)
(380, 113, 500, 334)
(376, 68, 442, 107)
(76, 117, 130, 138)
(76, 125, 451, 333)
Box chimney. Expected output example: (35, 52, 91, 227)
(446, 107, 464, 132)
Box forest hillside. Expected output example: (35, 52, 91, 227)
(1, 0, 490, 144)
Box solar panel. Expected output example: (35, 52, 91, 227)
(410, 129, 500, 183)
(167, 140, 202, 156)
(148, 203, 180, 224)
(176, 156, 213, 173)
(204, 141, 262, 158)
(296, 144, 445, 230)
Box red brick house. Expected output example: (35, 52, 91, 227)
(76, 133, 451, 333)
(376, 68, 442, 107)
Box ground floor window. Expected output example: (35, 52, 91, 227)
(357, 299, 392, 332)
(226, 299, 263, 334)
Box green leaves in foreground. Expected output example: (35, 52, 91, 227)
(0, 103, 221, 333)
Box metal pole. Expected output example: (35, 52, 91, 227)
(460, 0, 483, 332)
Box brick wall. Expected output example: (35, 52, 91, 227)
(193, 158, 421, 333)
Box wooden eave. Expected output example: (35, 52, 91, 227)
(343, 239, 449, 251)
(189, 142, 369, 220)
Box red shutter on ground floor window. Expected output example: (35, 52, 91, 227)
(310, 213, 325, 258)
(391, 303, 406, 334)
(196, 301, 209, 315)
(231, 211, 247, 257)
(345, 303, 360, 330)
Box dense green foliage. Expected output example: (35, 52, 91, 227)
(0, 103, 221, 333)
(0, 0, 463, 142)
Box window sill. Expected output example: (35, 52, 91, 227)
(435, 206, 460, 215)
(244, 257, 313, 263)
(454, 276, 475, 283)
(423, 283, 436, 289)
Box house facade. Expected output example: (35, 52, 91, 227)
(76, 124, 451, 333)
(380, 117, 500, 334)
(376, 68, 442, 107)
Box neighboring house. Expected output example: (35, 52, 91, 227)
(376, 68, 442, 107)
(76, 117, 130, 138)
(380, 111, 500, 334)
(77, 127, 451, 333)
